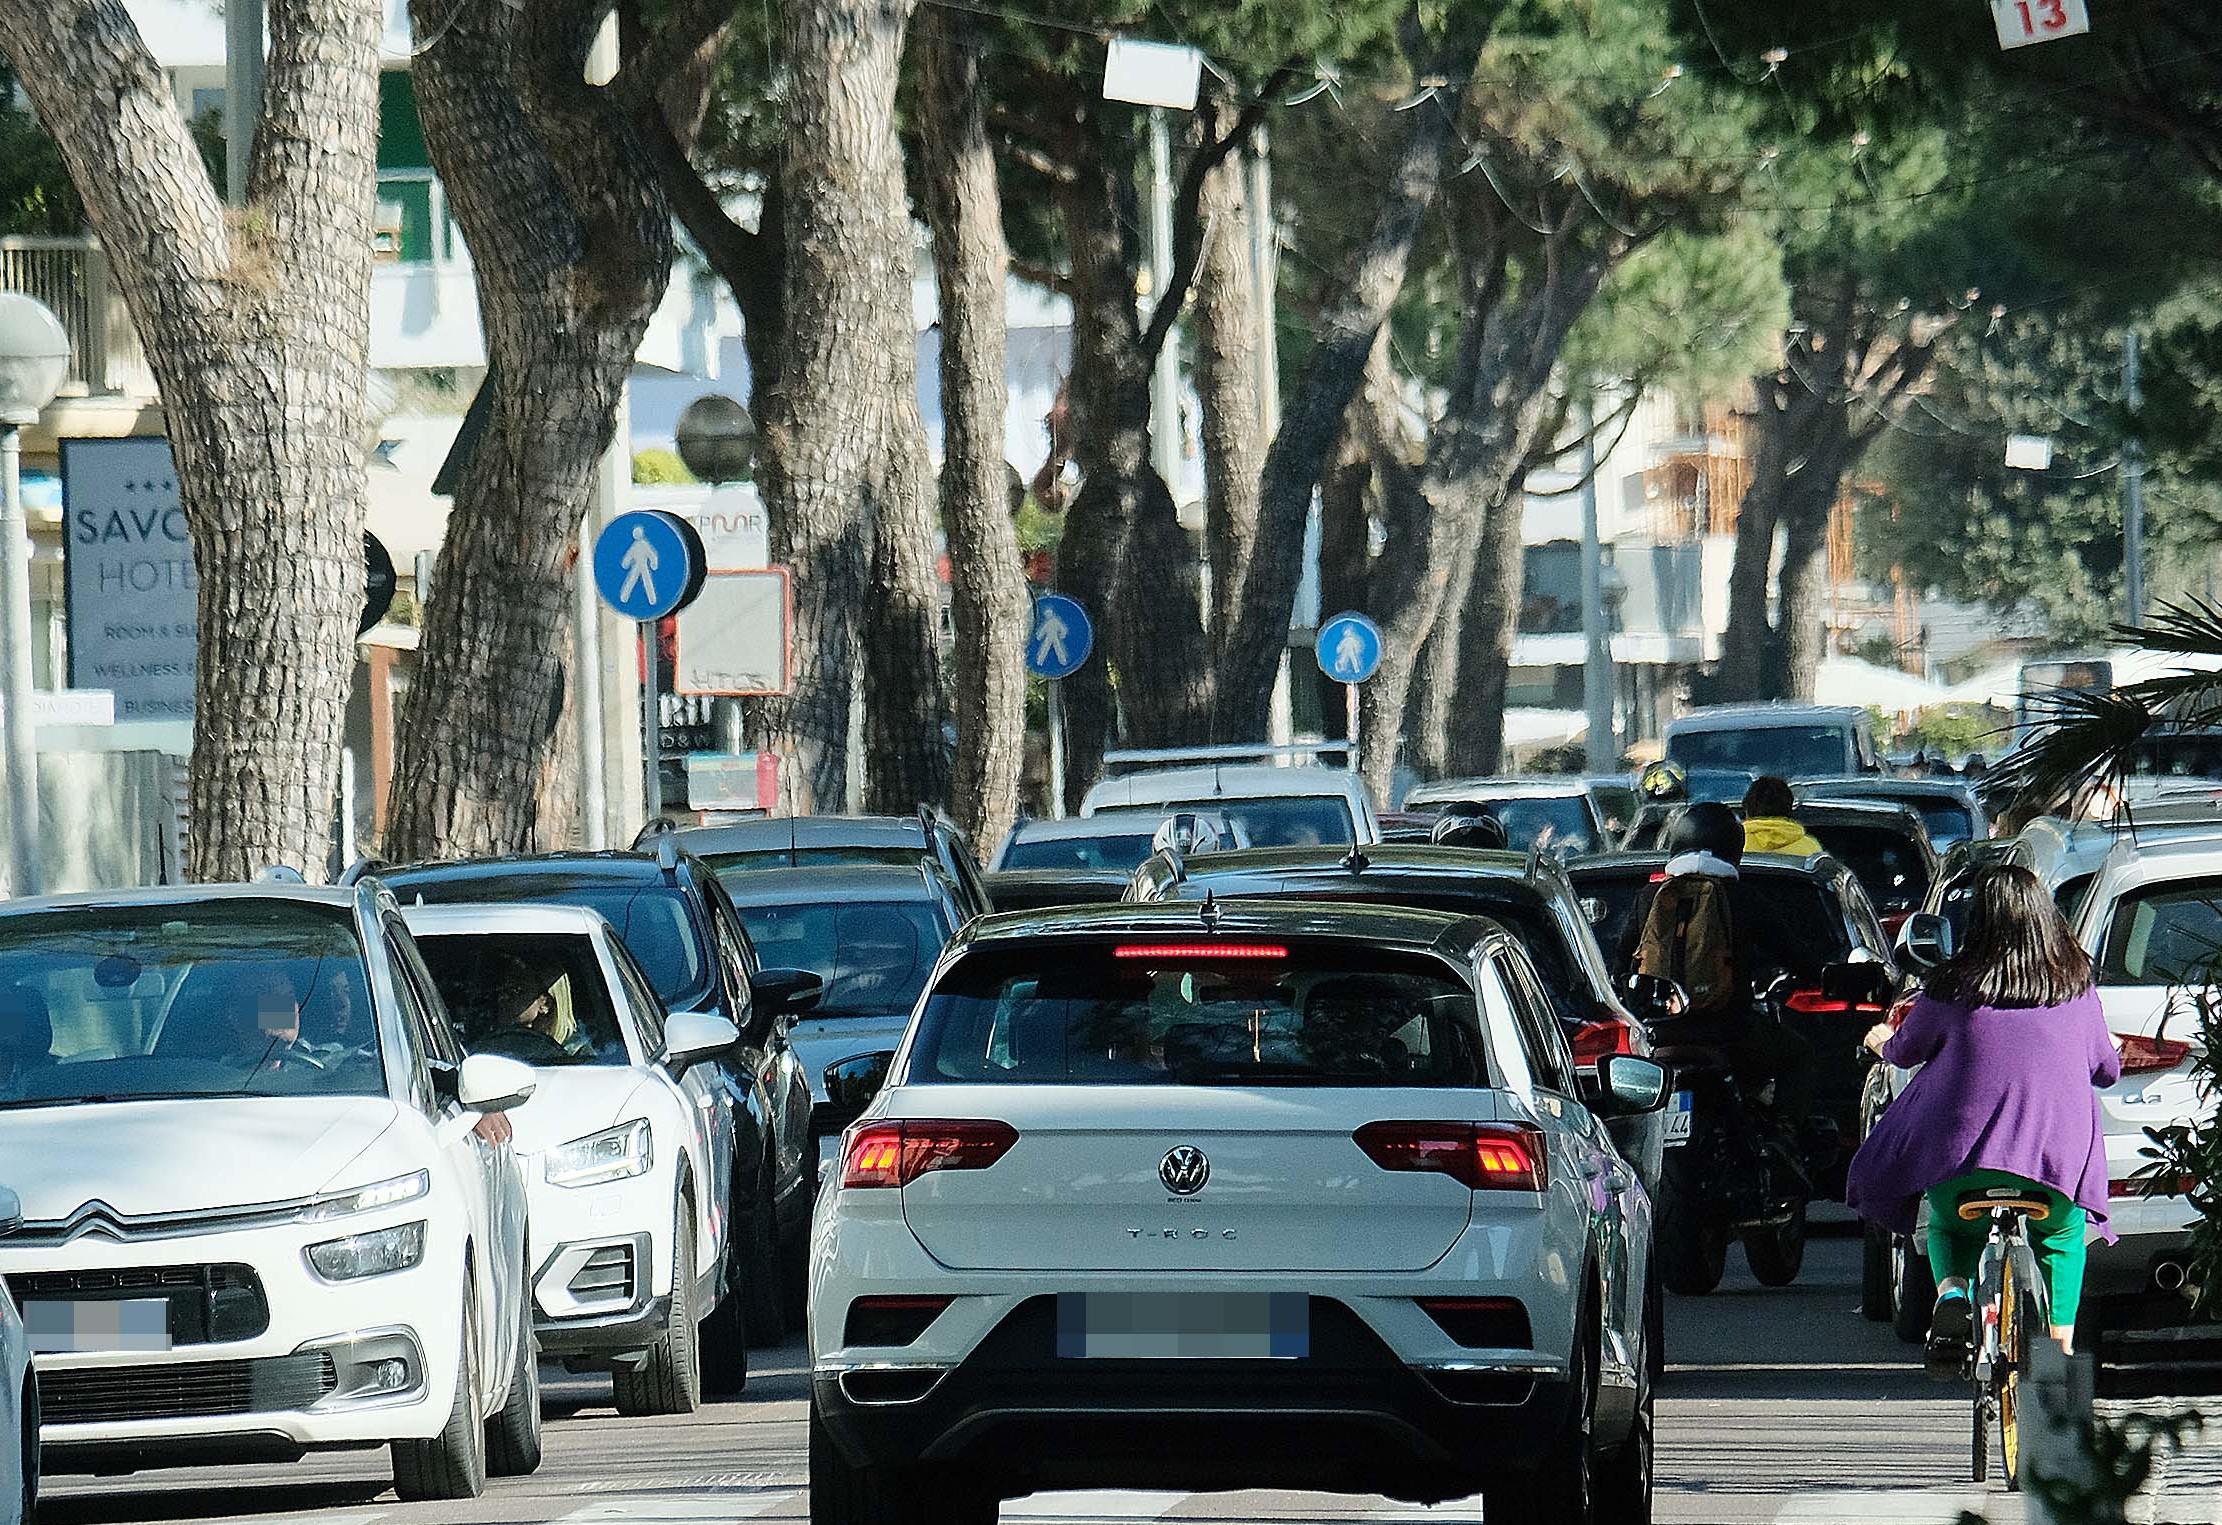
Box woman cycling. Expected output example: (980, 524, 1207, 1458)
(1846, 865, 2121, 1360)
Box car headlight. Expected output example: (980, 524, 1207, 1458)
(297, 1170, 430, 1224)
(545, 1120, 653, 1188)
(306, 1220, 428, 1281)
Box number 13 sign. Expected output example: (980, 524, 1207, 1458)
(1992, 0, 2090, 49)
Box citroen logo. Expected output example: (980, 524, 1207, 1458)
(1159, 1145, 1210, 1196)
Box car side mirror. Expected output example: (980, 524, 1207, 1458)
(1621, 973, 1683, 1020)
(0, 1185, 20, 1236)
(455, 1053, 536, 1116)
(820, 1050, 895, 1132)
(751, 967, 824, 1019)
(662, 1012, 740, 1075)
(1585, 1054, 1670, 1116)
(1895, 911, 1955, 974)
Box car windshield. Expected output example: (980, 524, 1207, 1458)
(700, 845, 923, 873)
(1155, 796, 1356, 847)
(730, 899, 944, 1019)
(0, 900, 382, 1106)
(909, 942, 1488, 1087)
(391, 874, 712, 1012)
(1573, 868, 1850, 983)
(1807, 823, 1931, 914)
(1672, 726, 1849, 779)
(414, 931, 630, 1066)
(2098, 878, 2222, 986)
(1485, 797, 1596, 855)
(999, 832, 1158, 871)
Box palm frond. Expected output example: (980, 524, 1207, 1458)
(2119, 597, 2222, 660)
(1991, 685, 2155, 812)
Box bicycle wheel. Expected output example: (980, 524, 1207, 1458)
(1971, 1390, 1989, 1483)
(1999, 1244, 2046, 1493)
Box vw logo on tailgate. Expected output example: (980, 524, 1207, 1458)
(1159, 1145, 1210, 1196)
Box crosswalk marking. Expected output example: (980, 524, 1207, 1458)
(1005, 1491, 1189, 1519)
(1771, 1492, 1991, 1524)
(552, 1492, 798, 1523)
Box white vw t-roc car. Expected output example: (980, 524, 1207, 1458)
(807, 902, 1666, 1524)
(0, 884, 540, 1501)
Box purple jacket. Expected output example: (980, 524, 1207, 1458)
(1845, 988, 2122, 1240)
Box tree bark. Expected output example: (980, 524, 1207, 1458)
(756, 0, 923, 811)
(1218, 48, 1464, 740)
(1191, 97, 1265, 697)
(1772, 477, 1838, 702)
(916, 9, 1028, 852)
(386, 0, 674, 858)
(1, 0, 377, 881)
(1410, 532, 1477, 779)
(1447, 484, 1526, 777)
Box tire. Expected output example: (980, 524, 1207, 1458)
(1645, 1273, 1665, 1390)
(1485, 1305, 1600, 1525)
(700, 1200, 753, 1400)
(809, 1400, 995, 1525)
(742, 1170, 787, 1346)
(20, 1372, 38, 1525)
(1892, 1234, 1937, 1346)
(1743, 1201, 1807, 1288)
(484, 1269, 542, 1478)
(1655, 1173, 1726, 1297)
(613, 1205, 702, 1417)
(783, 1170, 818, 1326)
(1860, 1221, 1894, 1321)
(392, 1297, 487, 1502)
(1595, 1365, 1654, 1525)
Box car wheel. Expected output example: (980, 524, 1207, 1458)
(1645, 1273, 1665, 1390)
(700, 1203, 754, 1399)
(1892, 1233, 1936, 1346)
(1485, 1302, 1600, 1525)
(743, 1168, 787, 1346)
(484, 1264, 543, 1477)
(1860, 1220, 1894, 1321)
(21, 1372, 38, 1525)
(613, 1204, 703, 1416)
(809, 1399, 994, 1525)
(392, 1296, 488, 1502)
(1654, 1173, 1726, 1296)
(1595, 1360, 1654, 1525)
(783, 1169, 818, 1326)
(1743, 1201, 1807, 1287)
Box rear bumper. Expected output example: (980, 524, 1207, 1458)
(812, 1295, 1573, 1502)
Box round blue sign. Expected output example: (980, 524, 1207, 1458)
(1026, 594, 1094, 679)
(593, 510, 701, 621)
(1315, 611, 1384, 684)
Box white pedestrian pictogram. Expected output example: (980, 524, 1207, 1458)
(1033, 604, 1071, 668)
(1333, 623, 1367, 677)
(619, 524, 660, 606)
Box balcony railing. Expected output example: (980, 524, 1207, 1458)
(0, 234, 149, 398)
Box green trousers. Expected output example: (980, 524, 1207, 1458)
(1924, 1168, 2088, 1327)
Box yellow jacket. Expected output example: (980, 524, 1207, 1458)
(1744, 815, 1823, 857)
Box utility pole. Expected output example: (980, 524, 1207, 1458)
(583, 17, 638, 843)
(1249, 128, 1297, 750)
(1145, 110, 1184, 504)
(224, 0, 263, 204)
(2123, 330, 2148, 628)
(1579, 391, 1616, 772)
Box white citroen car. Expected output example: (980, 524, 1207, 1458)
(403, 903, 750, 1409)
(0, 884, 540, 1500)
(0, 1187, 32, 1525)
(806, 902, 1664, 1524)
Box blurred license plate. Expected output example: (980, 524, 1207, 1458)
(1663, 1091, 1695, 1147)
(1056, 1293, 1308, 1360)
(24, 1298, 172, 1354)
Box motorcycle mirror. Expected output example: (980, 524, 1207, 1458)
(1622, 972, 1683, 1017)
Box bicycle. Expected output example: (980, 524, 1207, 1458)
(1940, 1185, 2055, 1490)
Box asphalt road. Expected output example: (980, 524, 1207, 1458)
(36, 1223, 2222, 1525)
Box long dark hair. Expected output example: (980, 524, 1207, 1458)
(1931, 865, 2093, 1009)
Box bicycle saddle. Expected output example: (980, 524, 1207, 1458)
(1954, 1188, 2052, 1223)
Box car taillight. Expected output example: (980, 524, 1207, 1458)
(2111, 1173, 2196, 1199)
(2116, 1034, 2191, 1075)
(1569, 1018, 1633, 1067)
(1879, 911, 1912, 938)
(841, 1120, 1019, 1189)
(1783, 988, 1889, 1017)
(1353, 1121, 1547, 1192)
(1112, 943, 1288, 961)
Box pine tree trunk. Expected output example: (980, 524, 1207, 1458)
(757, 0, 922, 811)
(1716, 377, 1802, 704)
(1447, 487, 1525, 777)
(1191, 103, 1265, 706)
(1409, 533, 1477, 779)
(1773, 482, 1837, 702)
(860, 396, 952, 813)
(1, 0, 378, 882)
(384, 0, 673, 858)
(916, 10, 1027, 852)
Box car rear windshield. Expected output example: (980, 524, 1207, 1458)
(1820, 792, 1976, 849)
(2098, 878, 2222, 986)
(1671, 726, 1849, 779)
(415, 931, 630, 1066)
(1573, 869, 1850, 982)
(909, 941, 1488, 1087)
(1807, 823, 1931, 914)
(701, 845, 923, 873)
(730, 898, 944, 1019)
(0, 900, 382, 1105)
(1119, 796, 1357, 848)
(999, 832, 1158, 871)
(392, 875, 713, 1013)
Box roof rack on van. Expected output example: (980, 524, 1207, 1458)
(653, 834, 680, 881)
(335, 857, 388, 887)
(633, 817, 677, 849)
(1101, 743, 1352, 776)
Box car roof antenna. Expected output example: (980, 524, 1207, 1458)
(1199, 889, 1222, 933)
(1341, 845, 1370, 874)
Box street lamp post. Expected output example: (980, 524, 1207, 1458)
(0, 294, 72, 898)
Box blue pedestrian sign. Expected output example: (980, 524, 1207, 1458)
(1026, 594, 1093, 679)
(1316, 611, 1383, 684)
(594, 510, 701, 621)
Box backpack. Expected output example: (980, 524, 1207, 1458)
(1635, 873, 1737, 1017)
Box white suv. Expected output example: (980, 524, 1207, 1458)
(806, 902, 1664, 1523)
(403, 904, 750, 1409)
(0, 884, 539, 1501)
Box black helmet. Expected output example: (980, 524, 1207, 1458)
(1637, 760, 1689, 804)
(1430, 807, 1509, 851)
(1663, 800, 1743, 866)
